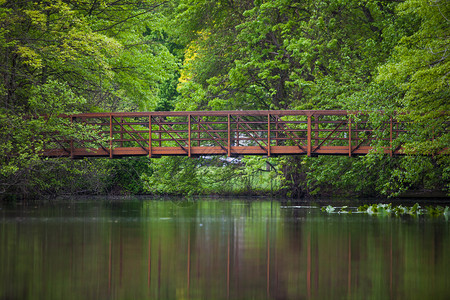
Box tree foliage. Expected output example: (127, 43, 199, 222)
(0, 0, 178, 198)
(377, 0, 449, 155)
(174, 0, 402, 111)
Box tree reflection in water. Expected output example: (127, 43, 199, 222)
(0, 198, 449, 300)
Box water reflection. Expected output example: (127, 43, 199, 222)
(0, 199, 449, 299)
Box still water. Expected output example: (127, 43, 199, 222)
(1, 198, 449, 300)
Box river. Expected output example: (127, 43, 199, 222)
(1, 197, 449, 299)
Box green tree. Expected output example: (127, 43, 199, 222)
(377, 0, 449, 155)
(0, 0, 178, 198)
(174, 0, 399, 111)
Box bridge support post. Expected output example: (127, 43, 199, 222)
(307, 115, 312, 157)
(275, 116, 279, 146)
(149, 115, 152, 158)
(227, 114, 231, 157)
(159, 119, 162, 147)
(236, 116, 240, 146)
(348, 116, 352, 157)
(315, 116, 319, 146)
(109, 114, 113, 159)
(197, 117, 201, 146)
(120, 117, 124, 148)
(188, 114, 191, 157)
(267, 113, 271, 157)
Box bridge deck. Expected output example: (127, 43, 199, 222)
(40, 110, 429, 158)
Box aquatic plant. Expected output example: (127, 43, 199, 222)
(321, 205, 335, 213)
(324, 203, 449, 218)
(321, 205, 351, 214)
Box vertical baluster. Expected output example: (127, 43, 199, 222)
(236, 116, 240, 146)
(307, 115, 312, 157)
(348, 115, 352, 157)
(197, 117, 201, 146)
(228, 114, 231, 157)
(315, 116, 319, 146)
(275, 116, 279, 146)
(188, 114, 191, 157)
(109, 114, 113, 158)
(70, 116, 74, 159)
(267, 113, 271, 157)
(149, 115, 152, 158)
(159, 118, 162, 147)
(120, 117, 124, 148)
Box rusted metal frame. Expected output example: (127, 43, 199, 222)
(307, 115, 312, 156)
(151, 138, 197, 142)
(123, 121, 149, 145)
(120, 117, 124, 147)
(188, 114, 191, 157)
(99, 144, 111, 155)
(312, 119, 346, 152)
(159, 126, 188, 150)
(197, 121, 201, 146)
(275, 117, 279, 146)
(272, 115, 307, 152)
(228, 114, 231, 157)
(304, 137, 352, 141)
(70, 116, 74, 158)
(351, 122, 385, 153)
(49, 110, 440, 158)
(242, 118, 268, 151)
(112, 116, 148, 154)
(152, 117, 189, 147)
(149, 116, 154, 156)
(162, 120, 190, 145)
(275, 115, 306, 148)
(348, 116, 352, 157)
(190, 120, 229, 125)
(67, 116, 111, 156)
(267, 114, 271, 157)
(109, 115, 113, 158)
(392, 144, 402, 155)
(71, 110, 351, 119)
(151, 117, 188, 152)
(231, 115, 268, 153)
(195, 116, 228, 151)
(236, 116, 240, 146)
(159, 118, 162, 147)
(51, 137, 71, 155)
(197, 116, 228, 142)
(89, 126, 111, 155)
(315, 116, 319, 146)
(93, 120, 112, 155)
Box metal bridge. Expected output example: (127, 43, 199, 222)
(40, 110, 431, 159)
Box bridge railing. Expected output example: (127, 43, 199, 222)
(40, 110, 446, 158)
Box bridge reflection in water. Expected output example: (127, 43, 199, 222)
(42, 110, 413, 158)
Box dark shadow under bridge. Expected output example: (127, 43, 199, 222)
(41, 110, 428, 158)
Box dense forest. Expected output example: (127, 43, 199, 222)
(0, 0, 448, 199)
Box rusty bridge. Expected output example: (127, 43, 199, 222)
(41, 110, 437, 159)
